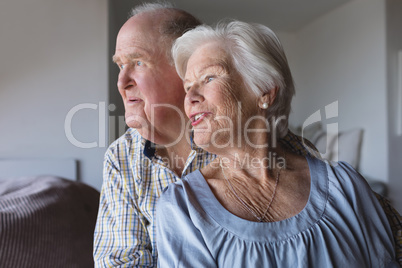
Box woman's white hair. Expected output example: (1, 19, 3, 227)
(172, 20, 295, 138)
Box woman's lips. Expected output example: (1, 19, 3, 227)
(190, 112, 210, 126)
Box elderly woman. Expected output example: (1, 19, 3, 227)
(156, 21, 398, 267)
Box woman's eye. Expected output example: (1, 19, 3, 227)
(119, 64, 125, 70)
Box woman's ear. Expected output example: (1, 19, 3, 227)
(258, 87, 278, 109)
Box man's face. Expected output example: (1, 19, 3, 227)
(113, 13, 187, 145)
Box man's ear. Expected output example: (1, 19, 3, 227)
(258, 86, 278, 109)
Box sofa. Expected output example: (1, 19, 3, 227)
(0, 175, 100, 268)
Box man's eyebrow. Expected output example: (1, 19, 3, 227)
(112, 52, 147, 63)
(112, 55, 119, 63)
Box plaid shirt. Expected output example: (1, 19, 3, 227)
(93, 128, 215, 267)
(93, 128, 402, 267)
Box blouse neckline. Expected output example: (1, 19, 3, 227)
(185, 156, 329, 243)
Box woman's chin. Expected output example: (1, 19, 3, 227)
(193, 139, 211, 149)
(193, 137, 233, 153)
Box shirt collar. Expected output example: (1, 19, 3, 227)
(189, 130, 207, 156)
(142, 130, 204, 160)
(143, 139, 156, 159)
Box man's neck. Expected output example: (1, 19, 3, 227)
(156, 138, 192, 177)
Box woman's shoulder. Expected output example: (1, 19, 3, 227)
(324, 160, 370, 189)
(158, 170, 203, 210)
(157, 179, 188, 220)
(315, 158, 382, 212)
(308, 156, 367, 185)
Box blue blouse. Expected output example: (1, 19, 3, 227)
(156, 157, 398, 267)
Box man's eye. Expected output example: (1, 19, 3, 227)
(119, 64, 125, 70)
(206, 76, 214, 83)
(136, 61, 143, 66)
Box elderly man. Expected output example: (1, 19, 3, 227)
(93, 2, 402, 267)
(93, 4, 211, 267)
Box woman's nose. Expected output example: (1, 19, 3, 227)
(185, 85, 204, 106)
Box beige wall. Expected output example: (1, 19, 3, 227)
(0, 0, 108, 190)
(283, 0, 389, 184)
(386, 0, 402, 212)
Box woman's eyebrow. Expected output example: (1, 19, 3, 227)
(199, 63, 227, 74)
(184, 62, 228, 84)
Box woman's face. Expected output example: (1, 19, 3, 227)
(183, 42, 260, 150)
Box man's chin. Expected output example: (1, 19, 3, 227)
(134, 125, 184, 147)
(125, 119, 159, 143)
(126, 121, 144, 130)
(125, 114, 149, 129)
(125, 114, 188, 146)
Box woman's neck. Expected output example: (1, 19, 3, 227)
(202, 143, 310, 222)
(157, 131, 192, 176)
(215, 142, 287, 181)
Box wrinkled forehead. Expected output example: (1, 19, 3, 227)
(195, 41, 229, 58)
(115, 13, 165, 55)
(188, 42, 231, 70)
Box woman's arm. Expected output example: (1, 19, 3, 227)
(156, 184, 217, 268)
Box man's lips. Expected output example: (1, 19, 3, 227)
(127, 97, 142, 104)
(189, 112, 210, 126)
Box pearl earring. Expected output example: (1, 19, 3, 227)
(262, 103, 269, 109)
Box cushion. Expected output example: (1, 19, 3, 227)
(0, 176, 100, 268)
(315, 128, 363, 169)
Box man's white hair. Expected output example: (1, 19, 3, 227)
(129, 2, 202, 64)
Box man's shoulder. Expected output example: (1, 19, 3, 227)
(104, 128, 146, 165)
(103, 129, 149, 186)
(107, 128, 143, 152)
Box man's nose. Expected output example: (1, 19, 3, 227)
(117, 67, 135, 90)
